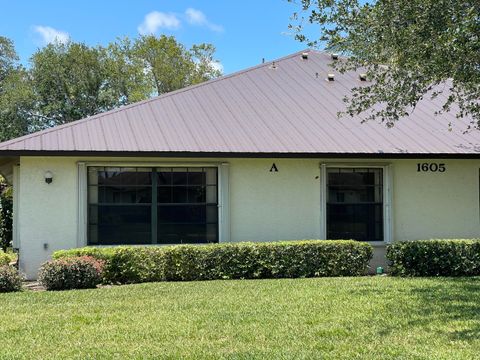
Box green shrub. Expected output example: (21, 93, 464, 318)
(0, 265, 23, 292)
(0, 250, 14, 266)
(387, 239, 480, 276)
(54, 247, 166, 284)
(0, 178, 12, 251)
(38, 256, 105, 290)
(54, 240, 373, 284)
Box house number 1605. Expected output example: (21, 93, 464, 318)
(416, 163, 446, 172)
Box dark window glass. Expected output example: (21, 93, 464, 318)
(326, 168, 383, 242)
(187, 169, 205, 185)
(172, 168, 188, 185)
(88, 167, 218, 245)
(157, 186, 172, 203)
(158, 205, 206, 224)
(157, 224, 217, 244)
(88, 205, 151, 245)
(157, 169, 172, 185)
(172, 187, 189, 203)
(101, 186, 152, 204)
(188, 186, 206, 203)
(98, 168, 149, 186)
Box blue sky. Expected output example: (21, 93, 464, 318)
(0, 0, 314, 74)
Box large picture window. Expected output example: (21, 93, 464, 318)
(326, 168, 383, 242)
(88, 167, 218, 245)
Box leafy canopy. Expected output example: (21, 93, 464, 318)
(133, 35, 222, 95)
(0, 35, 222, 140)
(289, 0, 480, 129)
(0, 36, 33, 141)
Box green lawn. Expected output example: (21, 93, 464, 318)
(1, 277, 480, 359)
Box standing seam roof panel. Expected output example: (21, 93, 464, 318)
(0, 50, 478, 155)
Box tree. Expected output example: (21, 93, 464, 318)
(289, 0, 480, 129)
(101, 37, 152, 105)
(0, 37, 34, 141)
(133, 35, 222, 95)
(190, 43, 223, 84)
(0, 36, 222, 130)
(27, 36, 222, 127)
(0, 67, 34, 140)
(30, 41, 147, 126)
(0, 36, 17, 84)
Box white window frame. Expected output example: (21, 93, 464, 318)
(319, 163, 393, 244)
(77, 161, 230, 247)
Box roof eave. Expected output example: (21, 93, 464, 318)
(0, 150, 478, 159)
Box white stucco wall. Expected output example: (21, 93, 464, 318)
(15, 156, 480, 279)
(17, 157, 78, 278)
(228, 159, 321, 242)
(392, 160, 480, 240)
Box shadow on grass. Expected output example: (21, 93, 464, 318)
(408, 277, 480, 341)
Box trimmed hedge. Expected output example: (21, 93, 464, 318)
(0, 250, 14, 266)
(387, 239, 480, 276)
(38, 256, 105, 290)
(53, 240, 373, 284)
(0, 265, 23, 292)
(53, 247, 167, 284)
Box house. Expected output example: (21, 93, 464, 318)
(0, 50, 478, 279)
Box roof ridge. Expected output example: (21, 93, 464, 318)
(0, 49, 312, 148)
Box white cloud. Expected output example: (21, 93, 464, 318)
(138, 11, 181, 34)
(33, 26, 69, 45)
(185, 8, 223, 32)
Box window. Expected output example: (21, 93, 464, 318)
(326, 168, 383, 242)
(88, 167, 218, 245)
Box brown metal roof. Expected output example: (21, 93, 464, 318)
(0, 50, 479, 157)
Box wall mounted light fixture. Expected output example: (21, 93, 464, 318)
(44, 171, 53, 184)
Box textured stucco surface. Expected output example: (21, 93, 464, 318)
(16, 156, 480, 279)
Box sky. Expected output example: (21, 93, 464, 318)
(0, 0, 315, 75)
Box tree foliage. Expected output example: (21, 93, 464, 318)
(0, 36, 18, 84)
(133, 35, 222, 95)
(31, 42, 115, 126)
(0, 35, 222, 137)
(0, 177, 12, 251)
(289, 0, 480, 129)
(0, 37, 33, 141)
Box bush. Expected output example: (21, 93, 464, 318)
(38, 256, 105, 290)
(0, 250, 14, 266)
(0, 178, 12, 251)
(0, 265, 23, 292)
(387, 239, 480, 276)
(53, 240, 373, 284)
(54, 247, 167, 284)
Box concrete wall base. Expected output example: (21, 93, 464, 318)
(368, 244, 388, 274)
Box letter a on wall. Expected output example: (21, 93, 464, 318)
(270, 163, 278, 172)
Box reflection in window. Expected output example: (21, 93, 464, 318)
(88, 167, 218, 245)
(326, 168, 383, 242)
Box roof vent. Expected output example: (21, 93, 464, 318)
(331, 53, 339, 60)
(359, 73, 367, 81)
(270, 61, 277, 70)
(327, 73, 335, 81)
(301, 52, 309, 60)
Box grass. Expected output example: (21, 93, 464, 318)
(1, 277, 480, 359)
